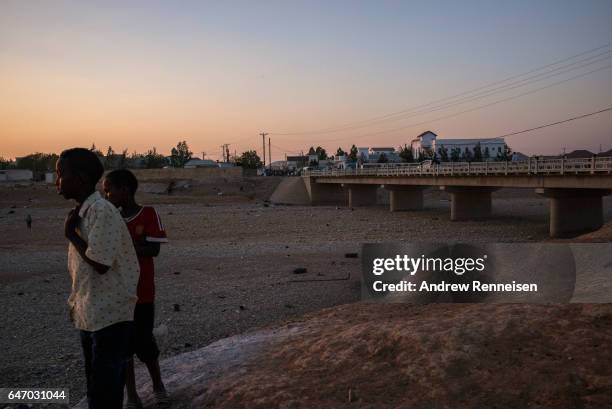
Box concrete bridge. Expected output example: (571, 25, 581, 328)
(302, 157, 612, 238)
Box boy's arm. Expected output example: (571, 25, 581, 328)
(67, 231, 111, 274)
(135, 207, 166, 257)
(65, 209, 110, 274)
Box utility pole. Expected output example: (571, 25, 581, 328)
(220, 144, 231, 162)
(268, 137, 271, 170)
(260, 132, 268, 167)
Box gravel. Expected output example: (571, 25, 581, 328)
(0, 183, 610, 406)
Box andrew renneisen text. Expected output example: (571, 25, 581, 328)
(371, 255, 538, 293)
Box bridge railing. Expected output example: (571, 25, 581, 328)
(303, 156, 612, 177)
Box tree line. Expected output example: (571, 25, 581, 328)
(2, 140, 514, 173)
(2, 141, 213, 172)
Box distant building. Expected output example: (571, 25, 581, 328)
(286, 155, 308, 170)
(357, 147, 369, 162)
(270, 160, 287, 170)
(410, 131, 437, 158)
(512, 152, 529, 162)
(434, 138, 506, 160)
(411, 130, 506, 161)
(183, 159, 217, 168)
(45, 172, 57, 183)
(598, 148, 612, 157)
(564, 149, 594, 159)
(317, 159, 333, 168)
(0, 169, 33, 181)
(368, 147, 399, 162)
(308, 153, 319, 166)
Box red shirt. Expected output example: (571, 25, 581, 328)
(124, 206, 167, 304)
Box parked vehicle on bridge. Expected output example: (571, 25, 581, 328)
(420, 160, 433, 169)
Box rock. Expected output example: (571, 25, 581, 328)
(153, 324, 168, 339)
(173, 271, 181, 275)
(184, 343, 192, 348)
(348, 388, 356, 403)
(239, 305, 246, 311)
(8, 210, 15, 214)
(293, 268, 307, 274)
(17, 292, 24, 296)
(173, 304, 181, 312)
(344, 253, 359, 259)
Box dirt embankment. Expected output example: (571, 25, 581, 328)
(573, 220, 612, 242)
(200, 303, 611, 409)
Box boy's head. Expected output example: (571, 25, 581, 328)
(56, 148, 104, 201)
(103, 169, 138, 207)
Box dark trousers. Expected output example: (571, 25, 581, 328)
(80, 321, 134, 409)
(134, 303, 160, 363)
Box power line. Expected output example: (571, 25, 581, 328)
(305, 63, 612, 145)
(274, 51, 612, 137)
(270, 144, 301, 155)
(370, 52, 612, 127)
(275, 50, 611, 136)
(498, 107, 612, 138)
(292, 51, 612, 139)
(269, 42, 612, 136)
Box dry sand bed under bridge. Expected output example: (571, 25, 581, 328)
(0, 178, 610, 406)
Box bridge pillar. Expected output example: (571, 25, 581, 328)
(303, 177, 347, 206)
(384, 185, 425, 211)
(440, 186, 497, 220)
(346, 184, 378, 207)
(536, 188, 610, 238)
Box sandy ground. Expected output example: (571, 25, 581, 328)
(200, 303, 612, 409)
(0, 177, 611, 408)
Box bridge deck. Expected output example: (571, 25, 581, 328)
(305, 157, 612, 189)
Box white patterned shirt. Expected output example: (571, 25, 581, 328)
(67, 191, 139, 331)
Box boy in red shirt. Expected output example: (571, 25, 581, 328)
(103, 169, 170, 409)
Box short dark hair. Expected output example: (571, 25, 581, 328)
(59, 148, 104, 185)
(105, 168, 139, 195)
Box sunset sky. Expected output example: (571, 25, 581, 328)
(1, 0, 612, 161)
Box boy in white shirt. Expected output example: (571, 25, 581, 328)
(56, 148, 139, 409)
